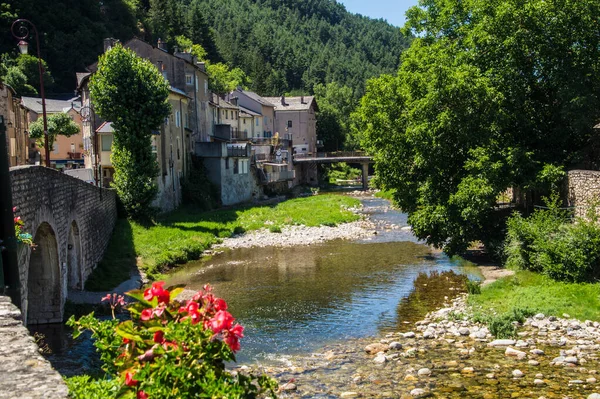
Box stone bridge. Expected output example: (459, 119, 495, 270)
(9, 166, 117, 324)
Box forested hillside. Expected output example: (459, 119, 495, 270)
(0, 0, 410, 98)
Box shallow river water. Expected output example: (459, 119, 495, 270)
(165, 197, 481, 364)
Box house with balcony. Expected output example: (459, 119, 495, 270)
(264, 95, 319, 186)
(21, 96, 84, 170)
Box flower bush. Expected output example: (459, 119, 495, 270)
(67, 283, 277, 398)
(13, 207, 33, 246)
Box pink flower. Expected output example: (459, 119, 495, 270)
(12, 207, 16, 212)
(224, 334, 241, 352)
(143, 282, 170, 304)
(125, 371, 139, 387)
(229, 324, 244, 338)
(140, 308, 153, 321)
(209, 310, 234, 334)
(214, 298, 228, 311)
(137, 391, 149, 399)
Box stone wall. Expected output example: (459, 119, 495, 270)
(567, 169, 600, 219)
(10, 165, 117, 324)
(0, 296, 68, 398)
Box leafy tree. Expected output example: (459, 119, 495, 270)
(0, 54, 53, 96)
(90, 44, 170, 219)
(29, 112, 80, 150)
(205, 62, 250, 95)
(174, 35, 207, 61)
(358, 0, 600, 255)
(314, 82, 355, 151)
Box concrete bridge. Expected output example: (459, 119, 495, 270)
(7, 166, 117, 324)
(294, 152, 375, 189)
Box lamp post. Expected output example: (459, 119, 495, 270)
(11, 19, 50, 168)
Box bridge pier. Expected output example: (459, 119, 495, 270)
(361, 163, 369, 190)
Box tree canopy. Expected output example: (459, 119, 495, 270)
(90, 44, 170, 219)
(357, 0, 600, 255)
(29, 112, 79, 150)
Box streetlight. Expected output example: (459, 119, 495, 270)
(11, 19, 50, 168)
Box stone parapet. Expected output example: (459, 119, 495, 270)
(0, 296, 68, 398)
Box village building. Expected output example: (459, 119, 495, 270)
(78, 37, 210, 212)
(264, 95, 319, 186)
(0, 83, 29, 167)
(20, 96, 83, 170)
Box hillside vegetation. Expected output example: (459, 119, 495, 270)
(1, 0, 410, 98)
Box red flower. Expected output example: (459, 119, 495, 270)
(229, 324, 244, 338)
(123, 337, 131, 344)
(185, 300, 199, 314)
(137, 391, 149, 399)
(143, 282, 170, 304)
(224, 334, 241, 352)
(141, 308, 153, 321)
(209, 310, 234, 333)
(153, 330, 165, 344)
(125, 371, 139, 387)
(214, 298, 228, 311)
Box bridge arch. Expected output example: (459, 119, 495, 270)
(27, 222, 62, 324)
(67, 220, 82, 290)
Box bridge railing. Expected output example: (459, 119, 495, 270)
(294, 151, 369, 160)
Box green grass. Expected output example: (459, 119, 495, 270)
(85, 194, 360, 291)
(468, 270, 600, 321)
(374, 189, 396, 201)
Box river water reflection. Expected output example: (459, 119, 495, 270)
(166, 198, 481, 363)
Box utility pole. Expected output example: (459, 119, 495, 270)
(0, 115, 21, 307)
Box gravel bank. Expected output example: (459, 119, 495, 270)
(215, 201, 376, 250)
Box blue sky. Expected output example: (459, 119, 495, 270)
(338, 0, 420, 27)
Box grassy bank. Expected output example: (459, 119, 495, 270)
(85, 194, 361, 291)
(468, 270, 600, 322)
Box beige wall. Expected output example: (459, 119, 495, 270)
(275, 108, 317, 155)
(0, 84, 29, 166)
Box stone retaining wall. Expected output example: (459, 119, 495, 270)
(567, 169, 600, 218)
(0, 296, 68, 398)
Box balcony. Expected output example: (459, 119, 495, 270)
(196, 142, 250, 158)
(261, 169, 296, 184)
(251, 133, 292, 146)
(68, 152, 82, 159)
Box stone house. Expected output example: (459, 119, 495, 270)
(20, 96, 84, 170)
(0, 83, 29, 167)
(227, 88, 275, 138)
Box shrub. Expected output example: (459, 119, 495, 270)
(269, 225, 282, 233)
(465, 279, 481, 295)
(482, 307, 534, 338)
(505, 194, 600, 282)
(67, 283, 277, 398)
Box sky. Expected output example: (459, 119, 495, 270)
(338, 0, 420, 27)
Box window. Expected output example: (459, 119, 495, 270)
(263, 116, 267, 126)
(287, 120, 293, 128)
(225, 158, 229, 169)
(177, 137, 180, 160)
(256, 118, 259, 126)
(162, 71, 168, 81)
(233, 159, 239, 174)
(204, 80, 208, 94)
(243, 118, 246, 125)
(184, 113, 189, 128)
(196, 76, 199, 92)
(101, 135, 113, 151)
(186, 74, 193, 86)
(176, 111, 181, 127)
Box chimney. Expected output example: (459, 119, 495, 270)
(103, 38, 118, 52)
(230, 97, 238, 106)
(281, 95, 286, 105)
(157, 38, 168, 52)
(301, 95, 305, 104)
(196, 62, 206, 72)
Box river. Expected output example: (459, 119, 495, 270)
(31, 196, 481, 375)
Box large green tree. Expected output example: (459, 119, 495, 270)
(90, 44, 170, 219)
(314, 82, 355, 151)
(357, 0, 600, 255)
(29, 112, 79, 150)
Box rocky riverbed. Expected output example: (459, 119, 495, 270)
(239, 275, 600, 399)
